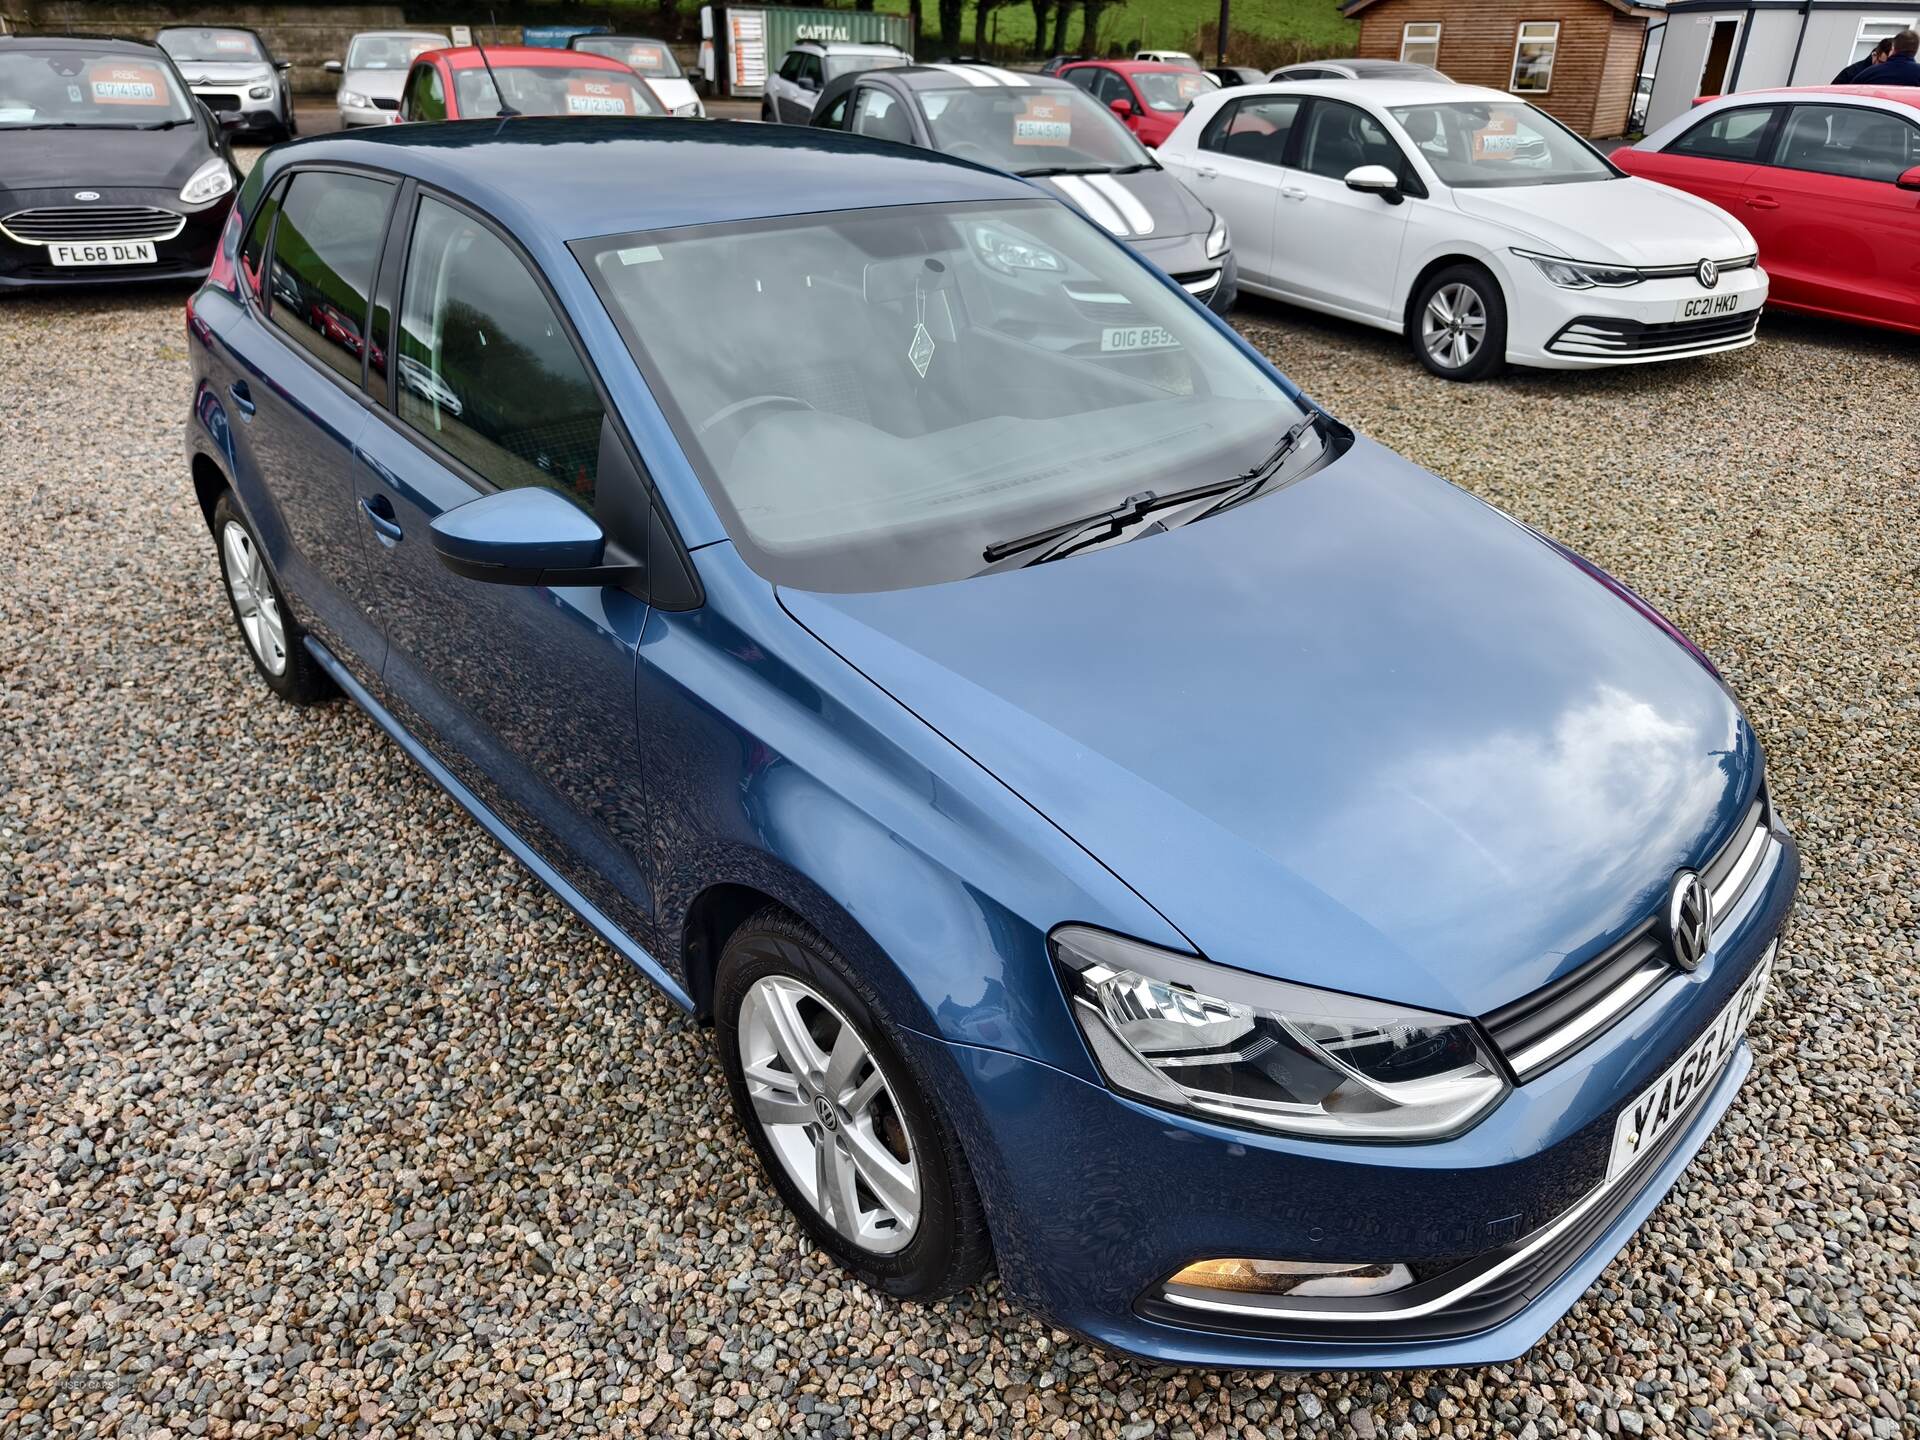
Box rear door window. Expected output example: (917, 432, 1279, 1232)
(402, 63, 445, 120)
(394, 195, 605, 509)
(1201, 95, 1302, 165)
(1668, 105, 1779, 162)
(265, 170, 396, 386)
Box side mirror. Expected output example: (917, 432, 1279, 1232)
(1898, 165, 1920, 192)
(430, 487, 634, 586)
(1344, 163, 1403, 203)
(274, 59, 292, 71)
(1110, 97, 1135, 119)
(323, 59, 343, 74)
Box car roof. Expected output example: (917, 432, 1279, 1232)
(795, 40, 907, 53)
(1066, 59, 1191, 74)
(0, 33, 165, 53)
(881, 62, 1075, 91)
(1233, 78, 1495, 104)
(422, 45, 633, 72)
(1707, 84, 1920, 110)
(261, 117, 1041, 241)
(153, 24, 267, 38)
(350, 30, 450, 41)
(571, 34, 671, 44)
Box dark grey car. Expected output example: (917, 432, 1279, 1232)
(809, 63, 1237, 313)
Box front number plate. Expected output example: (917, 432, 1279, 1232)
(49, 240, 158, 267)
(1672, 290, 1749, 324)
(1608, 944, 1773, 1179)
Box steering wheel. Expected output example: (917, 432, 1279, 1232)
(696, 393, 815, 456)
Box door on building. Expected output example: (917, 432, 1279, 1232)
(1698, 18, 1741, 98)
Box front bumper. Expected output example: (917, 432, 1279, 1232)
(1504, 262, 1770, 370)
(0, 187, 231, 291)
(908, 827, 1796, 1369)
(339, 98, 399, 127)
(190, 86, 284, 135)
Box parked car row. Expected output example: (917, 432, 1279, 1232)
(178, 111, 1800, 1374)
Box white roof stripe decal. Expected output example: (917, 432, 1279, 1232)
(1086, 173, 1154, 235)
(926, 62, 995, 87)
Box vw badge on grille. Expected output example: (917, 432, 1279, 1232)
(1665, 871, 1712, 971)
(1696, 258, 1718, 289)
(74, 191, 100, 202)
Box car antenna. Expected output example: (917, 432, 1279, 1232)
(475, 11, 520, 117)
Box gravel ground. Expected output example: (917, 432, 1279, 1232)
(2, 236, 1915, 1440)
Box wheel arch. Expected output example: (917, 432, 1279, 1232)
(1400, 250, 1509, 339)
(190, 449, 229, 532)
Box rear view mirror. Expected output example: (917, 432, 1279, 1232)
(1110, 97, 1135, 119)
(324, 59, 343, 74)
(274, 60, 292, 71)
(430, 487, 635, 586)
(1344, 163, 1403, 203)
(1898, 165, 1920, 192)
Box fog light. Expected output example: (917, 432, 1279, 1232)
(1169, 1258, 1415, 1298)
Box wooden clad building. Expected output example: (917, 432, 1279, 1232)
(1342, 0, 1659, 138)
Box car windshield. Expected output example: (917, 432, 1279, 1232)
(453, 64, 665, 117)
(157, 29, 266, 63)
(0, 48, 194, 127)
(1132, 69, 1214, 112)
(825, 52, 906, 81)
(1388, 100, 1616, 187)
(348, 34, 444, 70)
(575, 37, 683, 77)
(922, 85, 1151, 174)
(580, 199, 1318, 592)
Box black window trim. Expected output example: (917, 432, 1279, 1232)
(363, 179, 701, 609)
(1770, 100, 1920, 183)
(1200, 93, 1305, 165)
(1665, 102, 1785, 164)
(243, 160, 402, 409)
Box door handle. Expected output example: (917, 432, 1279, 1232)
(1192, 165, 1218, 180)
(228, 379, 255, 417)
(1746, 195, 1780, 210)
(1280, 186, 1308, 202)
(360, 493, 403, 544)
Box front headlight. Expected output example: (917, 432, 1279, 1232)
(1512, 248, 1642, 289)
(1205, 213, 1230, 260)
(179, 157, 235, 206)
(972, 223, 1063, 274)
(339, 89, 371, 109)
(248, 84, 273, 100)
(1053, 926, 1509, 1141)
(673, 100, 702, 117)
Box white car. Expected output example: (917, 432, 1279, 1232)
(324, 30, 447, 127)
(569, 34, 704, 116)
(1159, 80, 1769, 380)
(1135, 50, 1201, 69)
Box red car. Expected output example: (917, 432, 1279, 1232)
(393, 45, 666, 123)
(1614, 86, 1920, 337)
(1057, 60, 1216, 147)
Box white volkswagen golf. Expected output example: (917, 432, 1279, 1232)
(1159, 80, 1769, 380)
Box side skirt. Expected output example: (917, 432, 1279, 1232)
(305, 636, 695, 1012)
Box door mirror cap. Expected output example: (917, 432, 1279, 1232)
(430, 487, 629, 586)
(1344, 163, 1403, 202)
(274, 59, 292, 70)
(1898, 165, 1920, 192)
(1110, 97, 1135, 118)
(323, 59, 343, 74)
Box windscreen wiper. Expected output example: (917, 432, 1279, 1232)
(981, 412, 1325, 567)
(1017, 164, 1118, 177)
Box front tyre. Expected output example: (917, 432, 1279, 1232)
(1410, 263, 1507, 382)
(211, 490, 332, 704)
(715, 908, 990, 1300)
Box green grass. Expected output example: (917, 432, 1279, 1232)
(936, 0, 1356, 58)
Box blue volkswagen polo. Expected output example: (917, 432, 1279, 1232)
(184, 119, 1797, 1369)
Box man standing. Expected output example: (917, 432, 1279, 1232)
(1848, 29, 1920, 85)
(1832, 36, 1892, 84)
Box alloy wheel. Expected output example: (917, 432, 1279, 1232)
(1421, 282, 1488, 370)
(221, 520, 288, 676)
(738, 975, 921, 1254)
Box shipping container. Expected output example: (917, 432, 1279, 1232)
(699, 4, 913, 97)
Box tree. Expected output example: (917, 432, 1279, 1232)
(1079, 0, 1109, 54)
(974, 0, 1008, 54)
(1050, 0, 1076, 55)
(1029, 0, 1053, 56)
(938, 0, 964, 50)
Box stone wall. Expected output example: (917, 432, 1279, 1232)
(17, 2, 522, 93)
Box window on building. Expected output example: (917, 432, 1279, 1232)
(1851, 17, 1916, 64)
(1400, 23, 1442, 67)
(1510, 21, 1559, 94)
